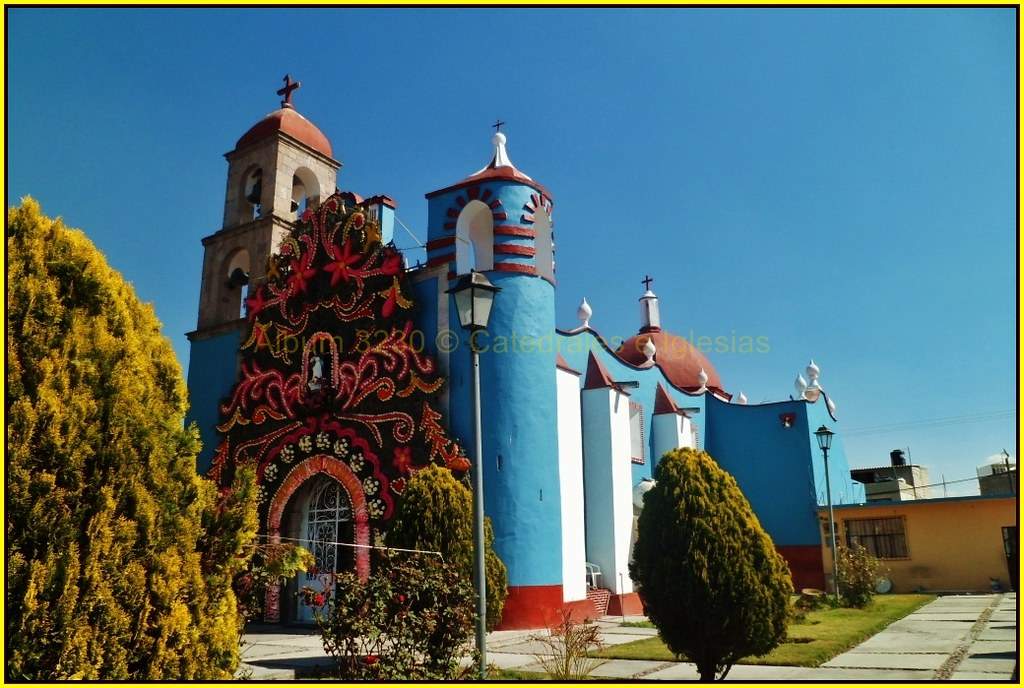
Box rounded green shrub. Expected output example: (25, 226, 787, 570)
(386, 465, 508, 630)
(836, 544, 886, 608)
(6, 200, 257, 679)
(629, 448, 793, 681)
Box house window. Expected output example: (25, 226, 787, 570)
(629, 401, 645, 465)
(845, 517, 909, 559)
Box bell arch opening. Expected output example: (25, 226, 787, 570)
(455, 199, 494, 274)
(223, 247, 251, 319)
(291, 167, 321, 218)
(241, 166, 264, 222)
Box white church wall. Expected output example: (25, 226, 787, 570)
(556, 368, 587, 602)
(582, 387, 635, 595)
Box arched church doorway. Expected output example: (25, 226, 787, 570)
(267, 454, 371, 624)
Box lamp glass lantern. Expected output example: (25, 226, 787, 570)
(814, 425, 834, 452)
(447, 271, 501, 331)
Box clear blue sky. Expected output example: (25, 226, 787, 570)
(7, 8, 1016, 493)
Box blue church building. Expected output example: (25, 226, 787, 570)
(186, 84, 863, 628)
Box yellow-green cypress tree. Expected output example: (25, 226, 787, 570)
(386, 465, 508, 630)
(629, 448, 793, 682)
(6, 199, 257, 679)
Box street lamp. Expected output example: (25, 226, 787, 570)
(446, 271, 500, 678)
(814, 425, 840, 602)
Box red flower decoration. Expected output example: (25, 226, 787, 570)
(352, 213, 365, 229)
(393, 446, 413, 475)
(287, 257, 317, 295)
(381, 251, 402, 277)
(245, 286, 269, 321)
(323, 239, 362, 287)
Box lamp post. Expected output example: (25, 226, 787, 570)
(814, 425, 840, 602)
(446, 271, 500, 678)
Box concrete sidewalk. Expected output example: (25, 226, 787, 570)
(238, 594, 1017, 680)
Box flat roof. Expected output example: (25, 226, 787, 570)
(820, 493, 1016, 510)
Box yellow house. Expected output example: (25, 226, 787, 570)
(819, 495, 1017, 593)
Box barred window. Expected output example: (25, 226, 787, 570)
(845, 517, 909, 559)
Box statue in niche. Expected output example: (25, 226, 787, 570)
(309, 354, 324, 391)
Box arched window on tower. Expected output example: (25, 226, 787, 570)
(224, 247, 251, 319)
(455, 200, 494, 274)
(291, 167, 321, 219)
(243, 167, 263, 221)
(533, 206, 554, 282)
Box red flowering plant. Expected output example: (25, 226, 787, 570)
(310, 550, 476, 679)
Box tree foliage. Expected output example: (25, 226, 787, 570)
(629, 448, 793, 681)
(5, 199, 257, 679)
(385, 465, 508, 630)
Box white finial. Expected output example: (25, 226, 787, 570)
(577, 298, 592, 328)
(795, 373, 808, 396)
(697, 368, 709, 387)
(491, 131, 512, 168)
(737, 391, 748, 404)
(642, 337, 657, 363)
(806, 359, 820, 382)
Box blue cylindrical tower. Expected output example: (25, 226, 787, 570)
(425, 131, 562, 628)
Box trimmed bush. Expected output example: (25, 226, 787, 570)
(629, 448, 793, 681)
(386, 465, 508, 630)
(836, 544, 886, 608)
(6, 200, 256, 679)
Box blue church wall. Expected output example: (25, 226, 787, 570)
(805, 398, 864, 507)
(555, 330, 708, 486)
(408, 274, 440, 359)
(185, 329, 242, 473)
(703, 395, 823, 546)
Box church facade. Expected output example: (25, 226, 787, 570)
(185, 81, 863, 629)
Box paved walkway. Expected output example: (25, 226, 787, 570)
(238, 594, 1017, 680)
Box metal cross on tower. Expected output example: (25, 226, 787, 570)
(492, 119, 506, 133)
(277, 74, 301, 108)
(642, 275, 654, 291)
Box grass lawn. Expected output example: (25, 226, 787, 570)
(491, 669, 551, 680)
(593, 594, 935, 668)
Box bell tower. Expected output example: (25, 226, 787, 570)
(196, 75, 341, 330)
(187, 76, 340, 470)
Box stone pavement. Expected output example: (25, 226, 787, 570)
(238, 595, 1017, 680)
(819, 593, 1017, 681)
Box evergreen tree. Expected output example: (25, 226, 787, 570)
(6, 199, 256, 679)
(629, 448, 792, 681)
(386, 465, 508, 630)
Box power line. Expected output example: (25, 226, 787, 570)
(843, 409, 1015, 437)
(394, 214, 424, 248)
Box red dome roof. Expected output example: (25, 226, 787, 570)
(235, 106, 333, 158)
(616, 330, 725, 394)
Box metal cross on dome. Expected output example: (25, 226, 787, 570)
(642, 275, 654, 291)
(277, 74, 301, 108)
(492, 119, 506, 133)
